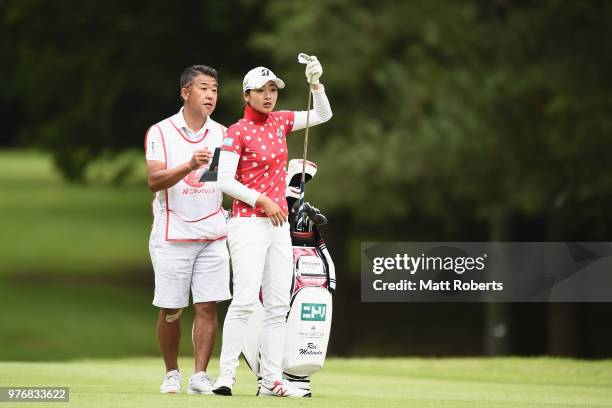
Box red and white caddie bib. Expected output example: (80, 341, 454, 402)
(146, 115, 227, 242)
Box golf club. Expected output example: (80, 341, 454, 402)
(296, 52, 315, 231)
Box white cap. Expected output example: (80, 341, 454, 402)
(243, 66, 285, 92)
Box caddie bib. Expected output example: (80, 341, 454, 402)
(153, 117, 227, 242)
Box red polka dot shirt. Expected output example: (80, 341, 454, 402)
(221, 104, 295, 218)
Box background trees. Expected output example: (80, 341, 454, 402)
(2, 0, 611, 356)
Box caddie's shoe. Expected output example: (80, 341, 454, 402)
(212, 372, 235, 396)
(188, 371, 213, 395)
(257, 380, 312, 398)
(160, 370, 182, 394)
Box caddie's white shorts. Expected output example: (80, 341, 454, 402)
(149, 215, 231, 309)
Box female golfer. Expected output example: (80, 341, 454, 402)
(213, 57, 332, 398)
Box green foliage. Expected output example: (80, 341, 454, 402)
(255, 0, 612, 231)
(2, 1, 612, 237)
(0, 0, 261, 180)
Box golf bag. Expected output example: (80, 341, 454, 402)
(242, 160, 336, 390)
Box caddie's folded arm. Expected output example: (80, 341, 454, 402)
(145, 125, 212, 192)
(217, 151, 261, 207)
(291, 85, 333, 131)
(147, 160, 193, 192)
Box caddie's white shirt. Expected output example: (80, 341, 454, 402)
(145, 108, 227, 242)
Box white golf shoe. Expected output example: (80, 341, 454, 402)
(188, 371, 214, 395)
(160, 370, 182, 394)
(257, 380, 312, 398)
(212, 373, 235, 396)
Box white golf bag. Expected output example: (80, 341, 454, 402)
(241, 160, 336, 390)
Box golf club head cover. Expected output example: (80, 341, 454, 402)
(303, 202, 328, 225)
(286, 159, 317, 190)
(286, 186, 301, 211)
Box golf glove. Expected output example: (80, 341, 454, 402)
(305, 56, 323, 85)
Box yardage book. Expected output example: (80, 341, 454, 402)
(199, 147, 220, 182)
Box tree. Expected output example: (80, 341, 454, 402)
(254, 0, 612, 228)
(253, 0, 612, 354)
(1, 0, 263, 180)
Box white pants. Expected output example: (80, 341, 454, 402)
(219, 217, 293, 384)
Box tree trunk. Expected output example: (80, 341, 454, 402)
(548, 303, 580, 356)
(485, 209, 512, 355)
(547, 208, 581, 356)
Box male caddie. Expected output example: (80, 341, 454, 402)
(144, 65, 230, 394)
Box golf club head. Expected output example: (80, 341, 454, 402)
(303, 202, 328, 225)
(298, 53, 315, 64)
(293, 201, 327, 227)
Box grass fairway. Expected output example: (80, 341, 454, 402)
(0, 149, 151, 277)
(1, 357, 611, 407)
